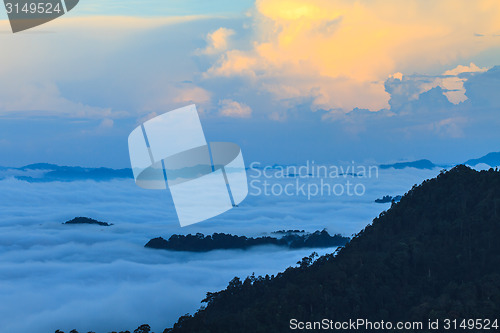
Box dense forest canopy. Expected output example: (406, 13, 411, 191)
(144, 230, 349, 252)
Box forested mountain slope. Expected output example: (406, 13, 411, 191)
(165, 166, 500, 333)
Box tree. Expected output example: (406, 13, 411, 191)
(134, 324, 151, 333)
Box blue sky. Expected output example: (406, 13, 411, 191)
(1, 0, 500, 167)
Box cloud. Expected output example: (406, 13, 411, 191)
(464, 65, 500, 108)
(1, 5, 499, 170)
(442, 63, 488, 76)
(200, 28, 235, 55)
(99, 118, 114, 129)
(0, 164, 444, 333)
(219, 99, 252, 118)
(0, 15, 214, 120)
(142, 84, 212, 115)
(0, 165, 443, 333)
(202, 0, 500, 113)
(333, 66, 500, 154)
(0, 81, 125, 119)
(427, 63, 488, 104)
(384, 63, 489, 111)
(432, 117, 467, 138)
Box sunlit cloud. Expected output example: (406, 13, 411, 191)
(200, 28, 236, 55)
(386, 63, 489, 107)
(203, 0, 500, 113)
(219, 99, 252, 118)
(439, 63, 489, 104)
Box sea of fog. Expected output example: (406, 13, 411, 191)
(0, 165, 442, 333)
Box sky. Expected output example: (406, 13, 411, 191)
(1, 2, 500, 331)
(1, 0, 500, 167)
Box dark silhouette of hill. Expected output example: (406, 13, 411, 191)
(465, 151, 500, 167)
(375, 195, 402, 203)
(272, 229, 305, 235)
(145, 230, 349, 252)
(161, 165, 500, 333)
(379, 159, 438, 170)
(63, 217, 113, 226)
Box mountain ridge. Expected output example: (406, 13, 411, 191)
(464, 151, 500, 167)
(1, 150, 500, 181)
(161, 165, 500, 333)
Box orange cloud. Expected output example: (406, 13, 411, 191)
(205, 0, 500, 112)
(201, 28, 236, 55)
(142, 85, 212, 114)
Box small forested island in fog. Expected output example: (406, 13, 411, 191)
(145, 230, 350, 252)
(62, 217, 113, 227)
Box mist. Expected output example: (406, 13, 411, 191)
(0, 166, 441, 332)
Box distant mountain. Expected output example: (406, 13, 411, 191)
(63, 217, 113, 226)
(3, 152, 500, 183)
(145, 230, 349, 252)
(377, 151, 500, 170)
(0, 164, 133, 182)
(19, 163, 61, 170)
(464, 151, 500, 167)
(379, 159, 438, 170)
(160, 166, 500, 333)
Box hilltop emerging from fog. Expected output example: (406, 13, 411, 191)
(145, 230, 349, 252)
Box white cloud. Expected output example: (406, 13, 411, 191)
(443, 63, 488, 76)
(219, 99, 252, 118)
